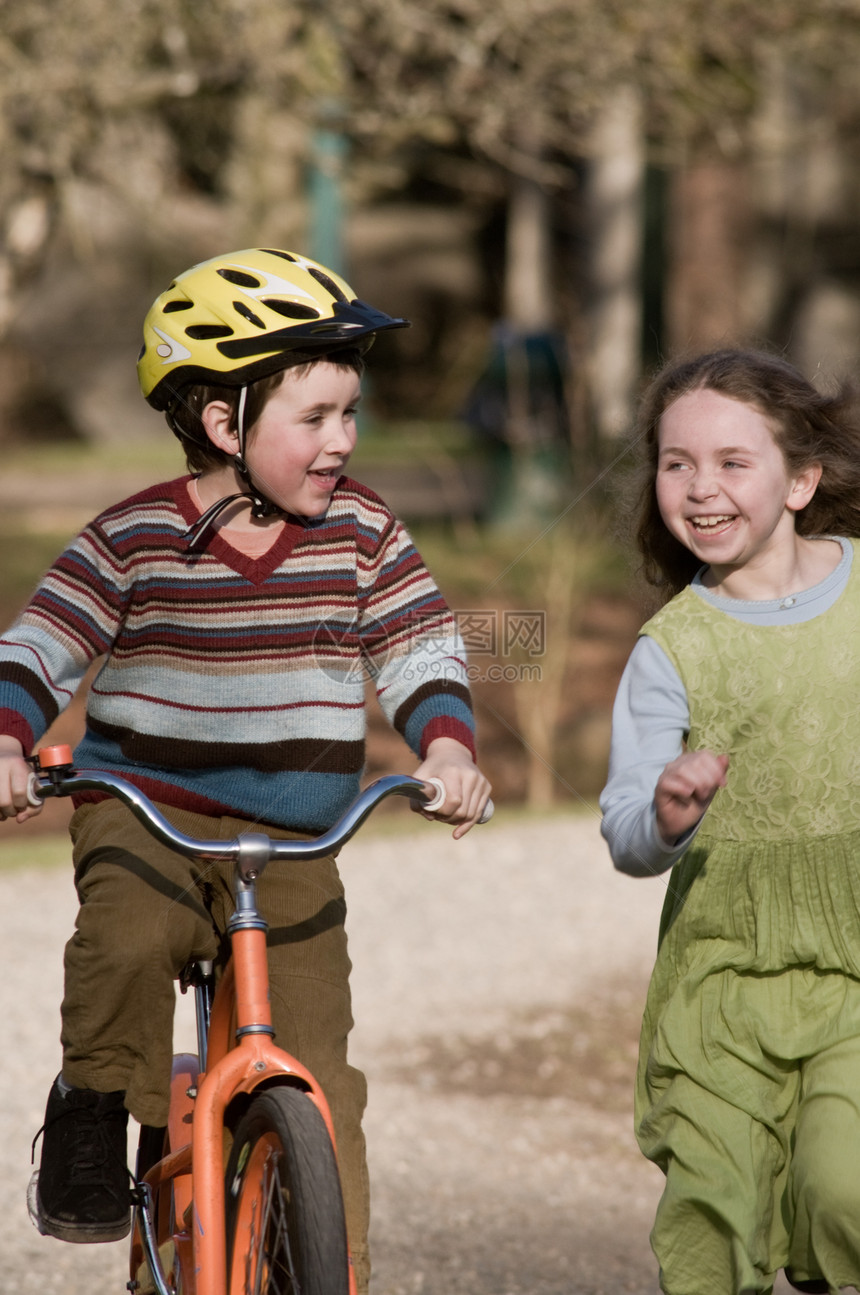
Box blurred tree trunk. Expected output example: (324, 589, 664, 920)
(503, 144, 553, 460)
(584, 86, 645, 439)
(504, 161, 552, 338)
(664, 154, 753, 351)
(489, 138, 570, 527)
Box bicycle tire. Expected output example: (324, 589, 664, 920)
(225, 1087, 350, 1295)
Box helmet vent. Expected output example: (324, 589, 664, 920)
(262, 249, 298, 262)
(263, 299, 321, 321)
(308, 267, 348, 303)
(163, 299, 193, 313)
(185, 324, 234, 340)
(234, 301, 266, 328)
(217, 268, 261, 289)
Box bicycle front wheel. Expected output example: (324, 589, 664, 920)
(225, 1088, 350, 1295)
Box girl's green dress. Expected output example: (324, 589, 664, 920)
(639, 544, 860, 1294)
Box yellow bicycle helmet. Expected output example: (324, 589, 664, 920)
(138, 247, 408, 412)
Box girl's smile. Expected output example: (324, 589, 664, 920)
(688, 514, 735, 534)
(656, 388, 826, 599)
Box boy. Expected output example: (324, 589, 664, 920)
(0, 248, 491, 1294)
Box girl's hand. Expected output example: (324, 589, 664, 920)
(654, 749, 729, 845)
(0, 736, 42, 823)
(413, 737, 492, 839)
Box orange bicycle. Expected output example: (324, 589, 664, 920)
(29, 743, 489, 1295)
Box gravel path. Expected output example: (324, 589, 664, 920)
(0, 811, 793, 1294)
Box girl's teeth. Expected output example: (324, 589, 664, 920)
(692, 515, 732, 530)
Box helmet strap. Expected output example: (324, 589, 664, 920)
(229, 449, 280, 518)
(236, 384, 249, 457)
(185, 489, 282, 549)
(230, 383, 282, 519)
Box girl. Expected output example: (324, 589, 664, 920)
(600, 348, 860, 1295)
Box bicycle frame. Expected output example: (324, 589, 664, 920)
(31, 743, 439, 1295)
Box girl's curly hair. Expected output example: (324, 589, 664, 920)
(629, 348, 860, 599)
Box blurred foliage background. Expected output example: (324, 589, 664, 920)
(3, 0, 860, 812)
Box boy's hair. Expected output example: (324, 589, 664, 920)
(629, 347, 860, 597)
(171, 351, 365, 473)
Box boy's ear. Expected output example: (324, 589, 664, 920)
(788, 461, 822, 512)
(200, 400, 239, 455)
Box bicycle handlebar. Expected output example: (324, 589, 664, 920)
(29, 746, 492, 880)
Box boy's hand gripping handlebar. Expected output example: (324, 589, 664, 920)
(422, 776, 494, 824)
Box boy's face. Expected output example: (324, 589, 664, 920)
(244, 362, 361, 517)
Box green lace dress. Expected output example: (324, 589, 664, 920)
(638, 545, 860, 1294)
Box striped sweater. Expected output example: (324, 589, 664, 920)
(0, 475, 475, 831)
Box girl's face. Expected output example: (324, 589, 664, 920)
(655, 387, 820, 583)
(243, 362, 361, 516)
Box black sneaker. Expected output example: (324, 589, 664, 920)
(28, 1075, 132, 1243)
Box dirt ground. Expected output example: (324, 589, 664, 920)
(0, 810, 799, 1295)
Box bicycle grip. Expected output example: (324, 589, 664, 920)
(423, 777, 494, 824)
